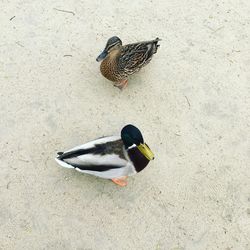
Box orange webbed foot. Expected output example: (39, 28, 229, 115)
(114, 79, 128, 90)
(111, 176, 128, 187)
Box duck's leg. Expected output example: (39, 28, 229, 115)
(111, 176, 128, 187)
(114, 79, 128, 90)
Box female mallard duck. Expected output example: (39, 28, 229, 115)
(55, 124, 154, 186)
(96, 36, 160, 89)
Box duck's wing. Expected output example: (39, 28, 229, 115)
(118, 38, 160, 75)
(55, 136, 132, 178)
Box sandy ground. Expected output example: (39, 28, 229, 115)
(1, 0, 250, 249)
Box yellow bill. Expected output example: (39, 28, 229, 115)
(137, 143, 154, 161)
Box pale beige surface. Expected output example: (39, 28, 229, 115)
(1, 0, 250, 249)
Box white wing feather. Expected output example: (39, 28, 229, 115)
(55, 135, 136, 179)
(64, 136, 120, 153)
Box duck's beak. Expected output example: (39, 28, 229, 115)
(96, 50, 108, 62)
(137, 143, 154, 161)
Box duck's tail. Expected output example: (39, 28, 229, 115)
(153, 37, 161, 53)
(56, 151, 64, 159)
(55, 152, 74, 169)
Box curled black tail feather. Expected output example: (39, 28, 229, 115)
(153, 38, 161, 53)
(57, 152, 64, 156)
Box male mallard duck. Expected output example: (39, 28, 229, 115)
(55, 124, 154, 186)
(96, 36, 160, 89)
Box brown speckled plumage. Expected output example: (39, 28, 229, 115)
(100, 50, 121, 82)
(97, 37, 160, 87)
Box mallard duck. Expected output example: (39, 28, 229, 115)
(55, 124, 154, 186)
(96, 36, 160, 89)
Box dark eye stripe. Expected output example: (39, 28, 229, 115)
(106, 41, 120, 50)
